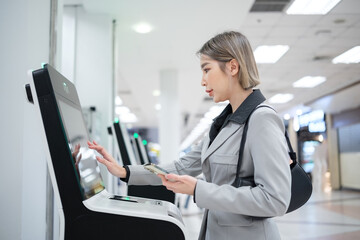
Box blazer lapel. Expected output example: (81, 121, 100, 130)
(201, 123, 241, 162)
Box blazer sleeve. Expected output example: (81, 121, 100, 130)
(195, 109, 291, 217)
(127, 138, 204, 185)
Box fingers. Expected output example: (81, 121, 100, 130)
(95, 156, 114, 171)
(158, 174, 171, 187)
(88, 141, 102, 151)
(161, 179, 177, 192)
(160, 174, 197, 195)
(165, 174, 180, 182)
(158, 174, 167, 182)
(88, 141, 107, 155)
(159, 174, 181, 192)
(88, 141, 114, 161)
(95, 156, 108, 165)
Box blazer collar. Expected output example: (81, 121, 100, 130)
(202, 89, 266, 162)
(220, 89, 266, 125)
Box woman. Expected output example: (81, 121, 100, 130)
(88, 31, 291, 240)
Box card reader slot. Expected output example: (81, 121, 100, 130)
(110, 195, 138, 203)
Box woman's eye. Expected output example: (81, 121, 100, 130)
(204, 68, 210, 73)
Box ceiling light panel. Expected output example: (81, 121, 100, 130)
(293, 76, 327, 88)
(286, 0, 342, 15)
(332, 46, 360, 64)
(268, 93, 294, 104)
(152, 90, 161, 96)
(133, 22, 153, 34)
(254, 45, 289, 63)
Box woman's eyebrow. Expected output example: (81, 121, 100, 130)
(201, 62, 209, 69)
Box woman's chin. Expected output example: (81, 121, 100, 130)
(213, 97, 225, 103)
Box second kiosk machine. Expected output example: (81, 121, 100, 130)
(110, 120, 176, 203)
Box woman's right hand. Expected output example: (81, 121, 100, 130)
(87, 140, 127, 178)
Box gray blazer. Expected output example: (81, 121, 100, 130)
(127, 105, 291, 240)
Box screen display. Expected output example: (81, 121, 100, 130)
(58, 99, 105, 199)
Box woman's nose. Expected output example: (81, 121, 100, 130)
(201, 77, 206, 86)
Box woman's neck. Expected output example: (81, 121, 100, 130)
(229, 88, 253, 113)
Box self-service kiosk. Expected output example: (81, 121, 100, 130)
(29, 64, 186, 240)
(109, 121, 176, 203)
(132, 134, 150, 165)
(110, 120, 138, 166)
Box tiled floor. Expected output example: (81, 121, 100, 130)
(180, 189, 360, 240)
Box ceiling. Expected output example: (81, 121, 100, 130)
(72, 0, 360, 141)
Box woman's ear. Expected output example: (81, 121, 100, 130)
(227, 59, 239, 76)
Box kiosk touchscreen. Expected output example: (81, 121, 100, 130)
(30, 64, 186, 240)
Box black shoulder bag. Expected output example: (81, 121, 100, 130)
(232, 106, 312, 214)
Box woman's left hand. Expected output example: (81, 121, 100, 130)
(158, 174, 197, 195)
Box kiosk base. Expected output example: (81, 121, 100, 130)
(69, 212, 185, 240)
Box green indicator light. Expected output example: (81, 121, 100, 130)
(41, 62, 46, 68)
(63, 82, 67, 87)
(114, 118, 119, 123)
(133, 133, 139, 138)
(124, 197, 130, 200)
(142, 140, 147, 145)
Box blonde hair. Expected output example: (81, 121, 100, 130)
(197, 31, 260, 89)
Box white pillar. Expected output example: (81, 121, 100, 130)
(159, 70, 180, 163)
(1, 0, 50, 239)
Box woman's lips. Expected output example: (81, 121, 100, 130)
(206, 89, 213, 97)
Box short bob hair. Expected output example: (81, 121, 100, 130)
(197, 31, 260, 90)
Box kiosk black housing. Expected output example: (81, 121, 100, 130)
(32, 64, 185, 240)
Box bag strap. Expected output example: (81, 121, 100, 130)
(285, 130, 297, 164)
(232, 105, 296, 187)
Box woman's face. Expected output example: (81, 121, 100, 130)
(200, 55, 232, 103)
